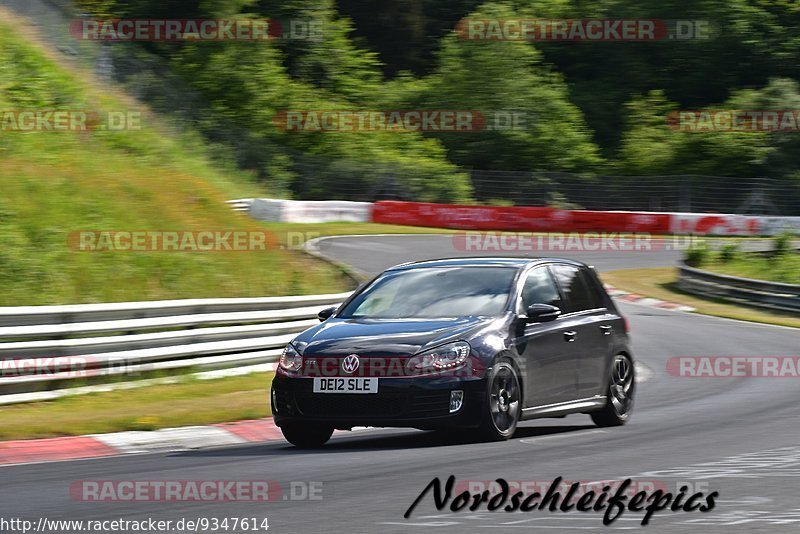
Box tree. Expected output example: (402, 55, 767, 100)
(416, 4, 601, 178)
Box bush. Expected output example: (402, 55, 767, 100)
(685, 240, 709, 267)
(718, 242, 740, 263)
(772, 232, 794, 259)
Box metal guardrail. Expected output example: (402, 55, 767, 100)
(678, 264, 800, 313)
(0, 293, 349, 399)
(0, 293, 343, 327)
(226, 199, 253, 212)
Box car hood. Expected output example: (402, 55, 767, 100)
(292, 316, 493, 357)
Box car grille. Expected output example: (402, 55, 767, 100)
(292, 390, 452, 419)
(407, 391, 452, 418)
(295, 393, 405, 418)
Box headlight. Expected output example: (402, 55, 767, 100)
(278, 343, 303, 372)
(407, 341, 471, 372)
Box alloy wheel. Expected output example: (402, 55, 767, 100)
(610, 354, 634, 418)
(489, 365, 521, 433)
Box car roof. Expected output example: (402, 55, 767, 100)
(385, 257, 589, 272)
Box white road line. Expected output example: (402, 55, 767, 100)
(498, 515, 644, 525)
(635, 361, 655, 383)
(379, 522, 462, 527)
(519, 429, 606, 445)
(90, 426, 246, 454)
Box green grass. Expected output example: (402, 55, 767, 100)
(0, 372, 274, 440)
(602, 267, 800, 329)
(701, 254, 800, 285)
(684, 235, 799, 284)
(0, 17, 355, 305)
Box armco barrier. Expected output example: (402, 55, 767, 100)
(371, 201, 800, 236)
(678, 264, 800, 313)
(0, 293, 350, 401)
(249, 198, 372, 223)
(226, 198, 254, 212)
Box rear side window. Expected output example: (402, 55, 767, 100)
(520, 267, 562, 311)
(550, 264, 603, 313)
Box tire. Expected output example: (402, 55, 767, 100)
(591, 353, 635, 427)
(280, 423, 334, 448)
(477, 359, 522, 441)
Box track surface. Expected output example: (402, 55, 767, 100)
(3, 235, 799, 533)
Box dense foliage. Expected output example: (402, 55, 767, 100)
(74, 0, 800, 209)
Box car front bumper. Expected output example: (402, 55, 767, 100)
(271, 374, 487, 430)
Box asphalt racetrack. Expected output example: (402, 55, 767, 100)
(2, 235, 799, 533)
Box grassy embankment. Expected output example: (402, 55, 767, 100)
(0, 14, 354, 306)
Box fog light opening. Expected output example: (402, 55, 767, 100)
(449, 390, 464, 413)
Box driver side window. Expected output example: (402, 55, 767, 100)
(520, 267, 562, 311)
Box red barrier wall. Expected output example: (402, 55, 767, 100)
(372, 201, 673, 234)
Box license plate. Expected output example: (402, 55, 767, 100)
(313, 377, 378, 394)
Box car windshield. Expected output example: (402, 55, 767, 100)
(338, 266, 517, 319)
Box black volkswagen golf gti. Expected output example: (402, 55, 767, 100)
(271, 258, 634, 447)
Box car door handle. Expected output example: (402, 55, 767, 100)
(563, 331, 577, 342)
(600, 325, 613, 335)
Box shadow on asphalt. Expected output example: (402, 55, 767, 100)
(172, 423, 596, 459)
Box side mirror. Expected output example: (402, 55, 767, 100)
(317, 307, 336, 322)
(525, 303, 561, 322)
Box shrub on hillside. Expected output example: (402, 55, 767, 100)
(685, 240, 709, 267)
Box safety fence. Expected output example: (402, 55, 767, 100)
(0, 293, 349, 402)
(236, 198, 800, 236)
(265, 199, 797, 236)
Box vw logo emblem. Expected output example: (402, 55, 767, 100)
(341, 354, 360, 374)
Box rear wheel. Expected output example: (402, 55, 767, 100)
(591, 353, 635, 427)
(280, 423, 334, 448)
(477, 360, 521, 441)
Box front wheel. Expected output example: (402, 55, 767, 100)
(591, 353, 635, 427)
(477, 360, 521, 441)
(280, 423, 334, 448)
